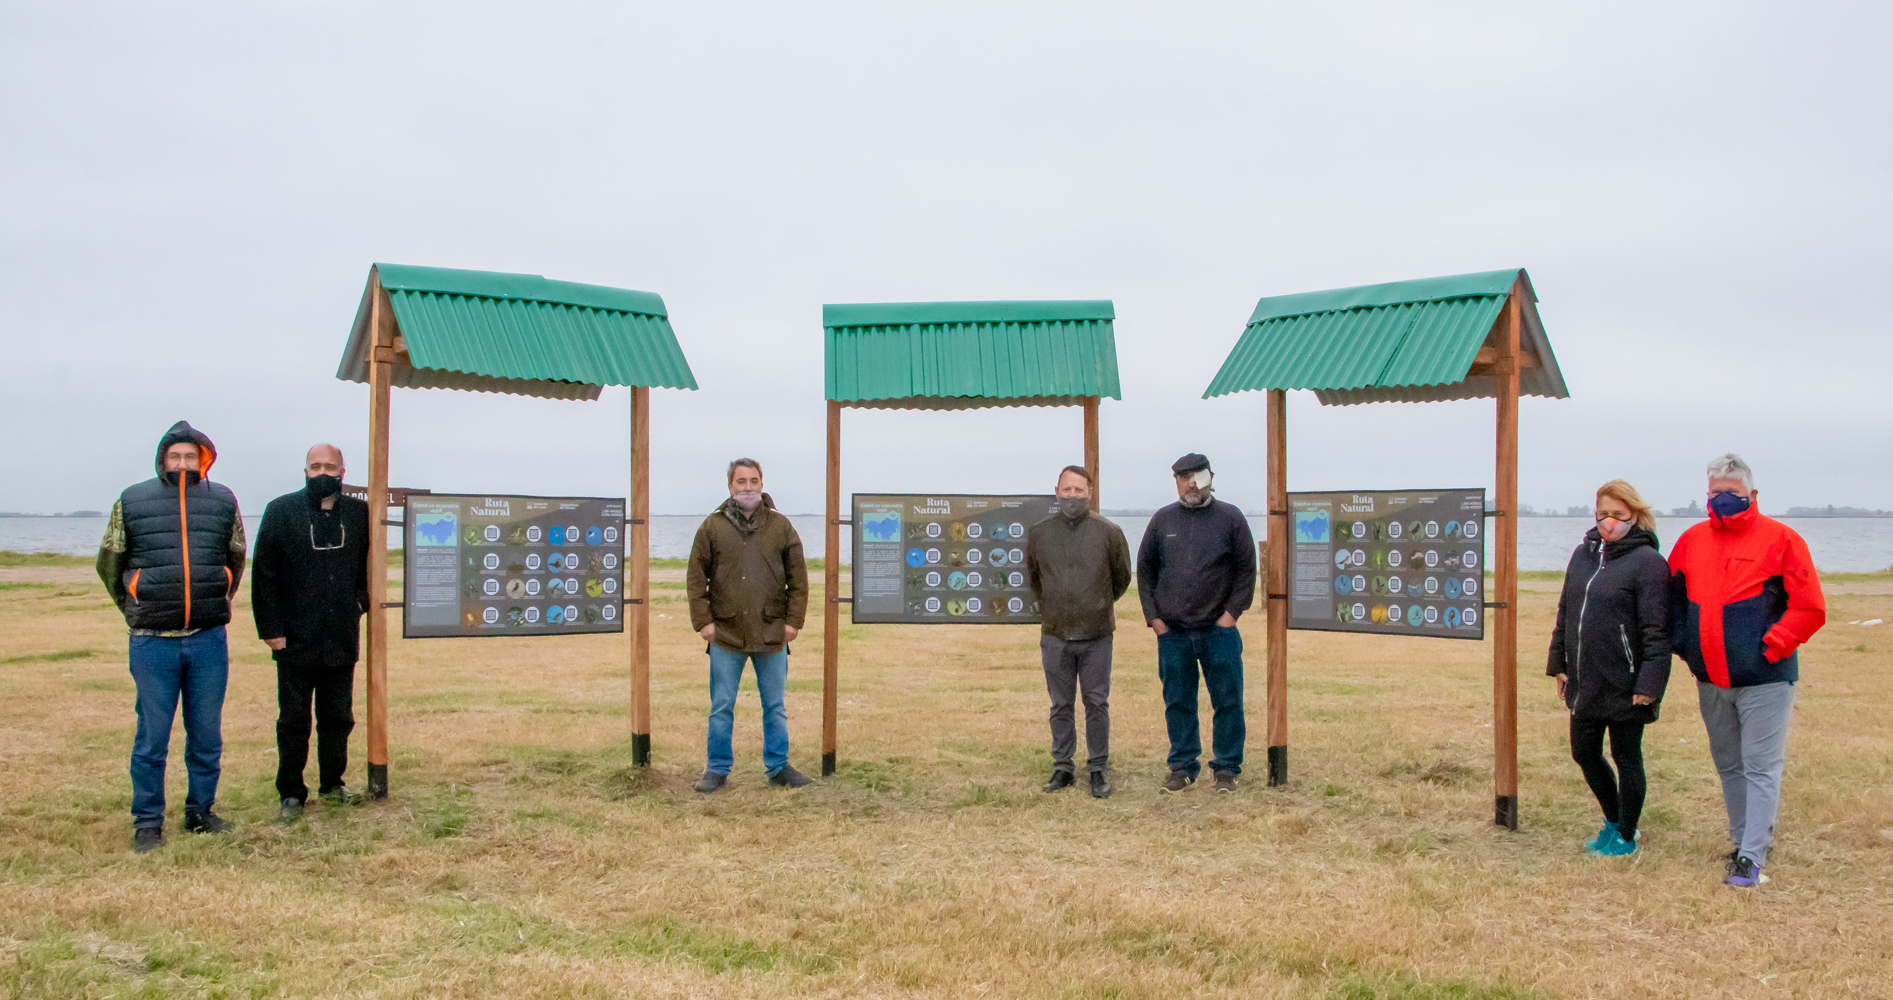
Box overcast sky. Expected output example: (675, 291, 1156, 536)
(4, 2, 1887, 521)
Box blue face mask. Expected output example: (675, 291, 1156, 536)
(1707, 491, 1751, 518)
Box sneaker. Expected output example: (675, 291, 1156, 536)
(183, 811, 227, 834)
(1089, 771, 1113, 799)
(1726, 855, 1764, 888)
(280, 798, 304, 822)
(1584, 823, 1617, 852)
(1212, 770, 1238, 794)
(693, 770, 728, 794)
(321, 786, 363, 806)
(768, 765, 812, 788)
(1161, 770, 1196, 793)
(132, 826, 163, 853)
(1593, 829, 1639, 857)
(1042, 770, 1075, 793)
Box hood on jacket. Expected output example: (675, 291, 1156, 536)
(1585, 523, 1660, 556)
(155, 420, 218, 483)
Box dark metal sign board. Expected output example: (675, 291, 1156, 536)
(851, 494, 1058, 624)
(403, 493, 626, 638)
(1287, 488, 1487, 640)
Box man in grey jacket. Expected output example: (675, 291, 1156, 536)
(1024, 465, 1132, 798)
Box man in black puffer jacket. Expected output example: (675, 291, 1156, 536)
(1546, 480, 1672, 856)
(97, 421, 246, 852)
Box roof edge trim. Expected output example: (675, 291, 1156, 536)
(824, 300, 1114, 328)
(1246, 269, 1522, 325)
(375, 263, 667, 317)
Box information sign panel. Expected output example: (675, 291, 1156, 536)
(403, 493, 626, 638)
(1286, 488, 1487, 640)
(851, 494, 1058, 624)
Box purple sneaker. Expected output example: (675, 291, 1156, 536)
(1726, 855, 1764, 888)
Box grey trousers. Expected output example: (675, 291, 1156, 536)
(1042, 635, 1112, 774)
(1698, 680, 1796, 866)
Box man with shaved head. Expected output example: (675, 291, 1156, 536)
(252, 443, 371, 820)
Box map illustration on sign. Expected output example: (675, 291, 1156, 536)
(404, 493, 625, 639)
(414, 512, 457, 547)
(861, 511, 901, 542)
(851, 494, 1058, 624)
(1286, 488, 1486, 641)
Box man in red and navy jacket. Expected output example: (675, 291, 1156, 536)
(1669, 453, 1824, 888)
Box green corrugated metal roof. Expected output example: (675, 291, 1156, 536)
(1203, 268, 1568, 406)
(337, 264, 696, 400)
(825, 301, 1120, 409)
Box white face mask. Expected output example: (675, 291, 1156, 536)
(1597, 515, 1633, 541)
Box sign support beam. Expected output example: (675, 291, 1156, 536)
(1083, 395, 1100, 512)
(1265, 388, 1289, 786)
(629, 385, 652, 765)
(364, 276, 392, 800)
(822, 400, 842, 776)
(1492, 284, 1523, 830)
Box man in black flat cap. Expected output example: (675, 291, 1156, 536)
(1137, 453, 1256, 794)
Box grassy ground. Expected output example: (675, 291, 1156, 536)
(0, 564, 1888, 999)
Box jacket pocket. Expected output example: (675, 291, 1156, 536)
(1619, 625, 1637, 674)
(763, 619, 786, 645)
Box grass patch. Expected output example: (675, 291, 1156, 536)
(1330, 972, 1546, 1000)
(414, 786, 476, 838)
(0, 582, 56, 591)
(0, 551, 90, 567)
(2, 648, 101, 664)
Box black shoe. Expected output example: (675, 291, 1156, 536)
(1161, 770, 1196, 793)
(1042, 770, 1075, 793)
(280, 798, 304, 822)
(769, 765, 812, 788)
(1212, 770, 1238, 794)
(321, 785, 363, 806)
(1089, 771, 1113, 799)
(183, 811, 228, 834)
(693, 770, 728, 794)
(132, 826, 163, 853)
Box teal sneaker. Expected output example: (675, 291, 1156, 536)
(1593, 829, 1639, 857)
(1584, 823, 1616, 852)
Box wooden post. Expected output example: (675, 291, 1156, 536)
(822, 400, 842, 776)
(1492, 284, 1523, 829)
(1083, 395, 1100, 512)
(364, 274, 392, 799)
(1265, 388, 1289, 786)
(629, 385, 652, 765)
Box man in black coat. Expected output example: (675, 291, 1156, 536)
(252, 443, 370, 820)
(1137, 453, 1256, 794)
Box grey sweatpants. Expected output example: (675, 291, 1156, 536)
(1042, 635, 1112, 775)
(1697, 680, 1796, 866)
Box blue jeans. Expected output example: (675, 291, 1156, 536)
(706, 645, 789, 776)
(128, 627, 229, 827)
(1157, 625, 1245, 776)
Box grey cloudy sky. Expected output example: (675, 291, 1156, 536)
(4, 2, 1887, 522)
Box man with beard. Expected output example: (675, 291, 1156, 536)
(98, 421, 247, 852)
(1024, 465, 1132, 798)
(1138, 454, 1256, 794)
(686, 458, 811, 792)
(252, 443, 370, 820)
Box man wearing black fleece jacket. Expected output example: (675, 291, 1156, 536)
(1137, 454, 1256, 793)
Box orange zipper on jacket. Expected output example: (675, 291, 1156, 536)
(178, 473, 192, 628)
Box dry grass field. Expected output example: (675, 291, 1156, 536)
(1, 554, 1889, 999)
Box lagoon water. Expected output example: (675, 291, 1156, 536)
(8, 514, 1891, 573)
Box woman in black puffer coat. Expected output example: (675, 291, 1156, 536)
(1546, 479, 1672, 856)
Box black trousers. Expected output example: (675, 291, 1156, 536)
(1041, 635, 1112, 774)
(276, 657, 356, 801)
(1570, 716, 1647, 840)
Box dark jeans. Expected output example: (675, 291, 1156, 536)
(127, 627, 228, 827)
(1570, 716, 1646, 841)
(1157, 625, 1245, 776)
(1041, 635, 1112, 774)
(276, 657, 357, 801)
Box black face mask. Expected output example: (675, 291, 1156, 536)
(1056, 496, 1090, 520)
(305, 474, 342, 499)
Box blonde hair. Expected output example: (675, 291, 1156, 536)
(1595, 479, 1656, 532)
